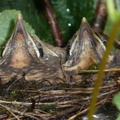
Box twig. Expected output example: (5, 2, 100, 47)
(0, 104, 20, 120)
(68, 107, 89, 120)
(1, 106, 44, 120)
(91, 0, 120, 48)
(102, 32, 120, 48)
(0, 114, 8, 119)
(7, 110, 41, 120)
(68, 95, 109, 120)
(79, 68, 120, 74)
(50, 105, 80, 119)
(43, 0, 65, 47)
(0, 88, 118, 107)
(6, 115, 23, 120)
(91, 0, 107, 34)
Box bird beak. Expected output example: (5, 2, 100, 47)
(1, 14, 40, 69)
(63, 17, 106, 75)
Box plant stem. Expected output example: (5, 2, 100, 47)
(91, 0, 107, 34)
(43, 0, 65, 47)
(80, 68, 120, 74)
(87, 20, 120, 120)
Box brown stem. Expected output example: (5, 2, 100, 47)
(102, 32, 120, 48)
(0, 114, 8, 120)
(68, 95, 109, 120)
(43, 0, 65, 47)
(91, 0, 107, 34)
(91, 0, 120, 48)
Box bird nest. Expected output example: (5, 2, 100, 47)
(0, 73, 119, 120)
(0, 13, 119, 120)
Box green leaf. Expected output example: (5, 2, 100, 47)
(104, 0, 120, 38)
(0, 10, 35, 47)
(113, 92, 120, 111)
(0, 0, 40, 36)
(0, 0, 96, 44)
(116, 114, 120, 120)
(51, 0, 95, 42)
(106, 0, 120, 23)
(116, 0, 120, 11)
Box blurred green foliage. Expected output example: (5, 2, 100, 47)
(0, 10, 35, 46)
(0, 0, 96, 45)
(113, 92, 120, 120)
(105, 0, 120, 39)
(0, 10, 35, 55)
